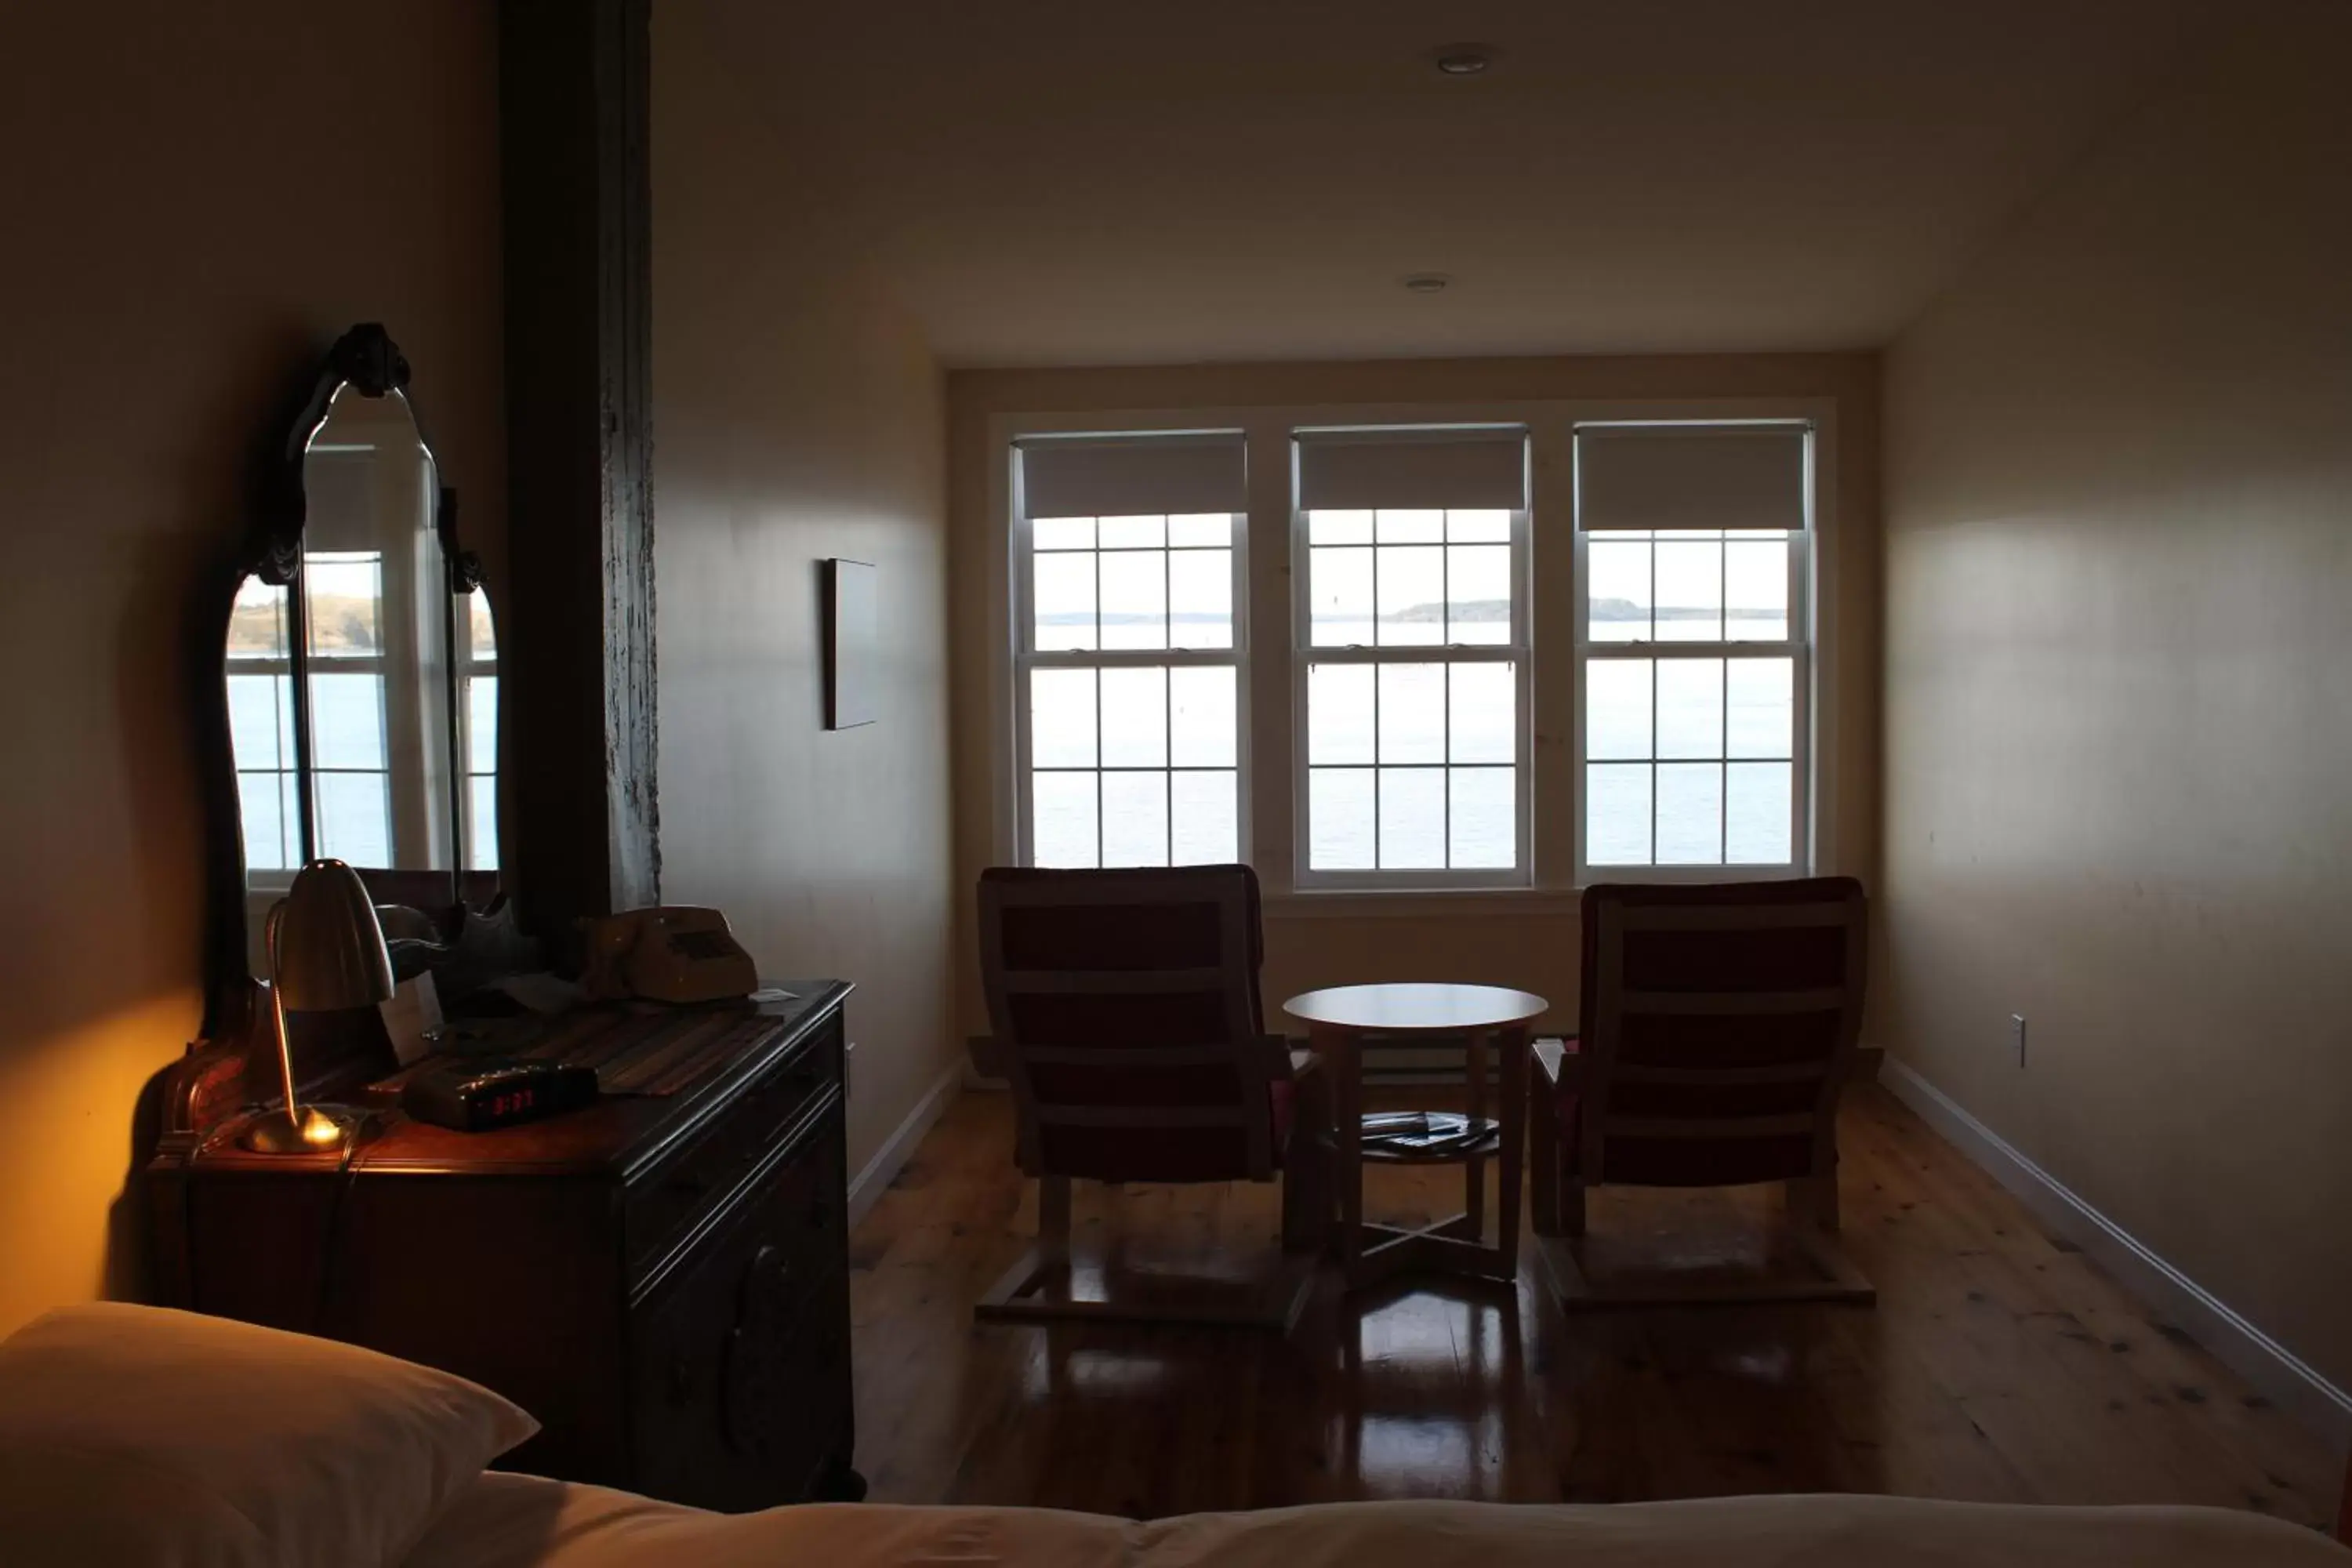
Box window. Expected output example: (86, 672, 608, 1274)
(1575, 424, 1811, 877)
(301, 549, 396, 866)
(1296, 429, 1529, 884)
(226, 576, 302, 871)
(1015, 434, 1247, 867)
(457, 586, 499, 871)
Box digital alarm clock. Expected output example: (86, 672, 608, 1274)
(400, 1058, 601, 1132)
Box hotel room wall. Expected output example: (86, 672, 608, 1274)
(1881, 2, 2352, 1390)
(946, 353, 1880, 1037)
(652, 4, 960, 1178)
(0, 3, 505, 1336)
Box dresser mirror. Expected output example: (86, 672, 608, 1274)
(211, 324, 501, 998)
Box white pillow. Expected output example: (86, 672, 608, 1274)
(0, 1301, 538, 1568)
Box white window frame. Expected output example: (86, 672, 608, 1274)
(1571, 419, 1817, 884)
(1290, 428, 1534, 891)
(1009, 441, 1252, 869)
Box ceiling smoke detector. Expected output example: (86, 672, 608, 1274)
(1402, 273, 1452, 295)
(1431, 45, 1494, 77)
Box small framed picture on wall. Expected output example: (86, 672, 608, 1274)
(824, 558, 877, 729)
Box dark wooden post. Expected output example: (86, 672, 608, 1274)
(499, 0, 659, 946)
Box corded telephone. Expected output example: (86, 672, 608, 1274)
(580, 906, 759, 1004)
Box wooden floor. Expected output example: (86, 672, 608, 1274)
(847, 1083, 2339, 1527)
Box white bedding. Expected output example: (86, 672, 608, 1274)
(405, 1472, 2350, 1568)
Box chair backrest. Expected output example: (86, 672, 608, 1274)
(1575, 877, 1868, 1189)
(976, 864, 1278, 1184)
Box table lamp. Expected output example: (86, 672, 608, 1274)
(241, 858, 395, 1154)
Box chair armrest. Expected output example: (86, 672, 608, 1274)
(1534, 1035, 1584, 1092)
(967, 1034, 1012, 1079)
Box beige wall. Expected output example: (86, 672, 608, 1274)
(653, 5, 960, 1180)
(0, 5, 504, 1336)
(949, 354, 1880, 1035)
(1881, 5, 2352, 1389)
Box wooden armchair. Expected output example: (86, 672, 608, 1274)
(1530, 877, 1875, 1308)
(970, 864, 1330, 1330)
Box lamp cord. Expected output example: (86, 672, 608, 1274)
(308, 1116, 376, 1338)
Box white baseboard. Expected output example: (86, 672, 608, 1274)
(1880, 1056, 2352, 1450)
(847, 1061, 964, 1229)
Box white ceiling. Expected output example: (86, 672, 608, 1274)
(705, 0, 2226, 367)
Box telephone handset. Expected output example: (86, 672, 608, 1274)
(580, 906, 759, 1004)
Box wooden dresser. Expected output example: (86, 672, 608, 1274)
(146, 982, 861, 1511)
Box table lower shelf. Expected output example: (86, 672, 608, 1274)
(1341, 1213, 1517, 1289)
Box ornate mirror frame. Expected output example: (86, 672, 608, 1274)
(197, 323, 485, 1045)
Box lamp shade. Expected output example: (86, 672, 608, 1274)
(274, 858, 395, 1011)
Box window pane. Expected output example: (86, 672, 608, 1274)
(1655, 763, 1724, 865)
(468, 775, 499, 871)
(1168, 513, 1230, 547)
(1588, 539, 1651, 643)
(463, 587, 497, 659)
(228, 579, 289, 658)
(1446, 508, 1511, 543)
(1377, 663, 1445, 764)
(1308, 663, 1374, 764)
(1308, 509, 1372, 545)
(1310, 546, 1373, 646)
(314, 771, 390, 866)
(305, 557, 382, 656)
(1726, 539, 1788, 641)
(1030, 669, 1097, 768)
(1586, 764, 1652, 866)
(1098, 550, 1167, 649)
(1378, 767, 1446, 868)
(1446, 544, 1510, 645)
(227, 673, 291, 768)
(1032, 517, 1094, 550)
(310, 673, 387, 768)
(1098, 666, 1167, 767)
(1374, 545, 1444, 645)
(1034, 553, 1095, 650)
(1309, 768, 1375, 869)
(1033, 772, 1098, 867)
(467, 677, 498, 772)
(1450, 767, 1515, 869)
(1098, 514, 1164, 548)
(1167, 548, 1232, 649)
(1375, 509, 1443, 543)
(1171, 770, 1238, 863)
(1170, 666, 1236, 768)
(1656, 659, 1723, 760)
(1586, 659, 1650, 760)
(1449, 663, 1514, 764)
(239, 773, 290, 871)
(1727, 658, 1794, 758)
(1727, 762, 1793, 864)
(1654, 540, 1722, 641)
(1101, 771, 1170, 866)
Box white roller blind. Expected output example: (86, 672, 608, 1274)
(1018, 434, 1245, 519)
(1577, 426, 1807, 532)
(1296, 429, 1527, 512)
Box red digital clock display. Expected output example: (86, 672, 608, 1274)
(486, 1088, 536, 1119)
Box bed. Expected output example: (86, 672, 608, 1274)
(3, 1303, 2344, 1568)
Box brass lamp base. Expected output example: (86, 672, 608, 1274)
(240, 1105, 361, 1155)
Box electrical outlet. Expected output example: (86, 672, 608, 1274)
(2009, 1014, 2027, 1068)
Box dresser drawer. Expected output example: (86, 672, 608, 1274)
(625, 1018, 841, 1283)
(629, 1116, 851, 1510)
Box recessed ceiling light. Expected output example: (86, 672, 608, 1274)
(1402, 273, 1452, 294)
(1431, 45, 1494, 76)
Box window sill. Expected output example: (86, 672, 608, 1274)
(1261, 887, 1581, 920)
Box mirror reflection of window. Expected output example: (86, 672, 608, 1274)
(227, 578, 300, 870)
(457, 586, 499, 870)
(302, 548, 394, 867)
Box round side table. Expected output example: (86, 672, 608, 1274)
(1283, 982, 1549, 1290)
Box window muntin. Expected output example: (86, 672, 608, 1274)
(1018, 493, 1247, 869)
(1299, 501, 1528, 883)
(1575, 425, 1811, 877)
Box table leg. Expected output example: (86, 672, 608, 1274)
(1318, 1024, 1363, 1281)
(1463, 1026, 1488, 1244)
(1497, 1025, 1528, 1274)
